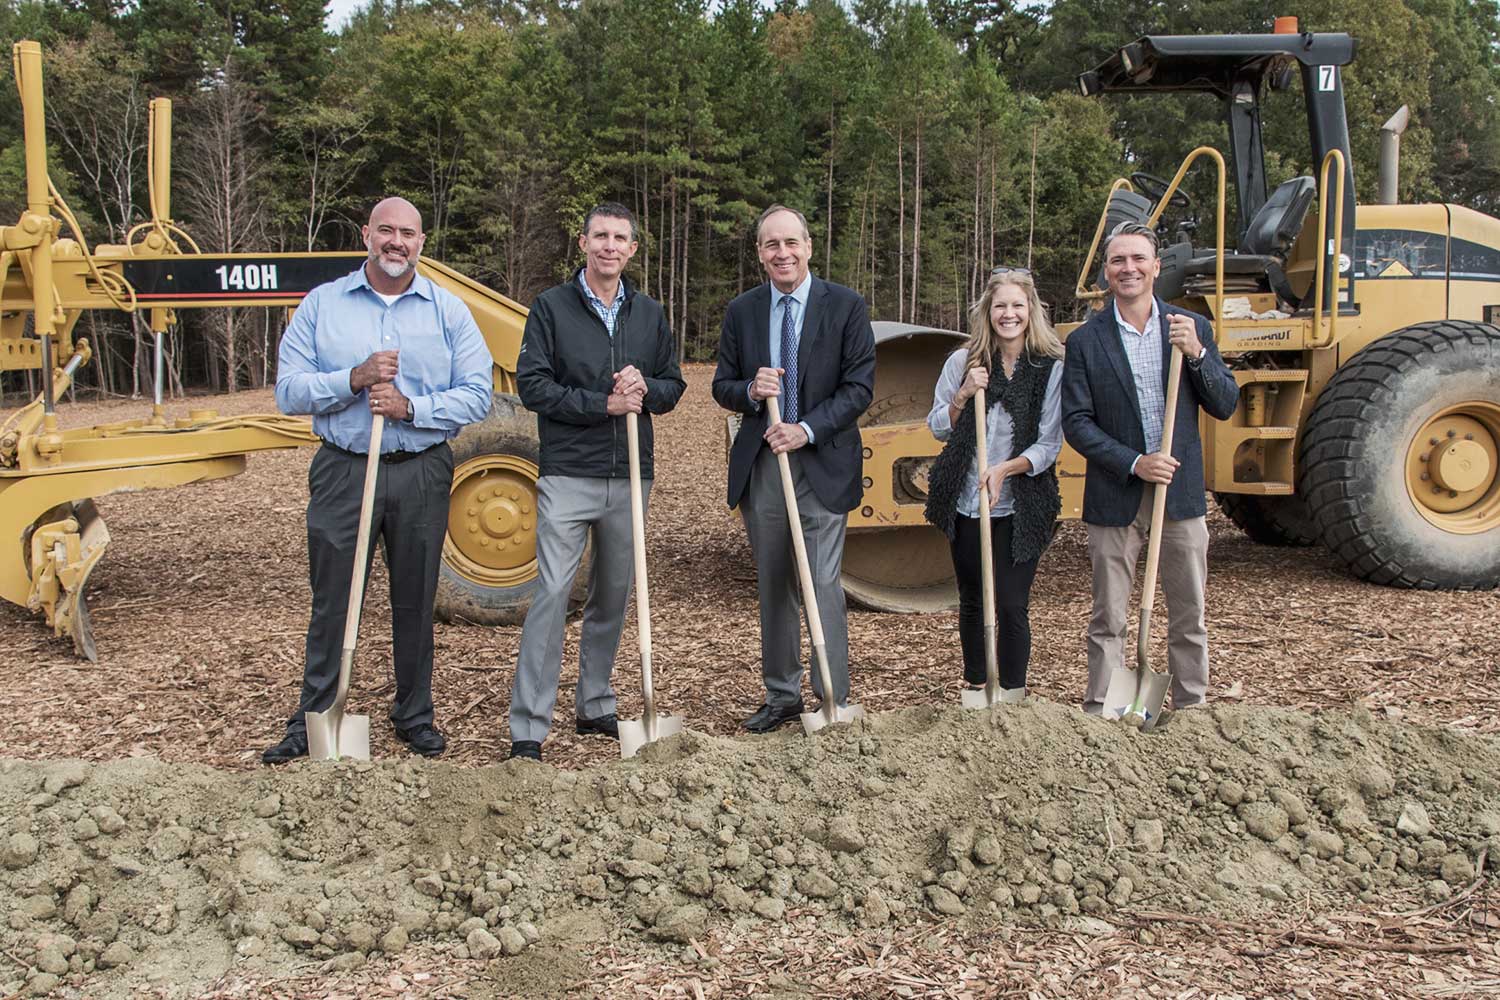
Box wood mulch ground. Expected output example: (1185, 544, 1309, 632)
(5, 363, 1499, 997)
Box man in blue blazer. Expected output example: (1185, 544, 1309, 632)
(712, 205, 876, 733)
(1061, 222, 1240, 714)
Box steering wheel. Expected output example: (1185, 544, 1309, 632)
(1130, 171, 1193, 212)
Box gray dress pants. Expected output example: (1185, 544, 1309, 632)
(289, 442, 452, 736)
(509, 475, 648, 744)
(740, 445, 851, 708)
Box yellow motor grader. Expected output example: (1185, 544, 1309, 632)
(0, 41, 548, 659)
(840, 22, 1500, 613)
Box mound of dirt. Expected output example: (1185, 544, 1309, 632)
(3, 700, 1497, 997)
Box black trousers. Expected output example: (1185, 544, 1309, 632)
(287, 442, 453, 736)
(948, 514, 1041, 689)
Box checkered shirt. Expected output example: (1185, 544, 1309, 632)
(1114, 299, 1165, 455)
(578, 273, 625, 337)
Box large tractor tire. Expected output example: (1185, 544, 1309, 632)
(841, 323, 967, 613)
(1298, 320, 1500, 589)
(1213, 493, 1318, 547)
(434, 392, 590, 625)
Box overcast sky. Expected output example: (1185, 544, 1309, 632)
(325, 0, 366, 32)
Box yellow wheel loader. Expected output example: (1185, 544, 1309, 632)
(0, 42, 557, 659)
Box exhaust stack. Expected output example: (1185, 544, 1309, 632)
(1378, 105, 1410, 205)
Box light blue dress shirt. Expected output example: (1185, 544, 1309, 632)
(747, 272, 816, 442)
(927, 348, 1064, 518)
(275, 265, 493, 453)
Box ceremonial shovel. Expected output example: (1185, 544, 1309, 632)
(1102, 344, 1185, 732)
(306, 412, 380, 761)
(618, 411, 685, 759)
(961, 385, 1025, 710)
(765, 396, 865, 734)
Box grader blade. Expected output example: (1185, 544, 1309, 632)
(26, 500, 110, 661)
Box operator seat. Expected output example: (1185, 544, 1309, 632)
(1179, 176, 1316, 305)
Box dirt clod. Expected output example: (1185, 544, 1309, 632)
(1398, 801, 1433, 837)
(2, 832, 37, 870)
(649, 903, 707, 943)
(468, 926, 503, 959)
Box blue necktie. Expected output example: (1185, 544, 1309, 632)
(780, 294, 799, 423)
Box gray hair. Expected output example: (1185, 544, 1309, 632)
(755, 204, 811, 244)
(1103, 221, 1159, 260)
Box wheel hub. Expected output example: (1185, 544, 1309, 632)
(1429, 438, 1489, 493)
(1404, 405, 1500, 530)
(471, 486, 529, 545)
(445, 455, 539, 585)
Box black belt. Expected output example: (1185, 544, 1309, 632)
(321, 441, 444, 465)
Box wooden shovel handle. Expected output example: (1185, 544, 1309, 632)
(1136, 345, 1184, 673)
(767, 396, 837, 714)
(626, 411, 658, 728)
(335, 413, 383, 708)
(974, 385, 1000, 697)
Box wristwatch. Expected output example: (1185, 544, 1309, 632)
(404, 399, 415, 422)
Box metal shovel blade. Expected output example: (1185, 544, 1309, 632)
(1136, 669, 1172, 732)
(305, 707, 369, 761)
(800, 701, 865, 735)
(305, 654, 370, 761)
(960, 686, 991, 711)
(1102, 667, 1140, 721)
(619, 713, 685, 760)
(961, 684, 1028, 710)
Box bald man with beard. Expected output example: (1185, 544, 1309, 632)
(265, 197, 493, 764)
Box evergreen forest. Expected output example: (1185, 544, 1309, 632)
(0, 0, 1497, 397)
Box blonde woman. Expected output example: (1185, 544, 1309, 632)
(924, 267, 1064, 692)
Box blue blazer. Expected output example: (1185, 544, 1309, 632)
(1061, 298, 1239, 527)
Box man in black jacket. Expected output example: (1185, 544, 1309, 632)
(712, 205, 875, 732)
(507, 203, 686, 762)
(1061, 221, 1240, 715)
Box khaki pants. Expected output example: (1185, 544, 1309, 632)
(1083, 491, 1210, 712)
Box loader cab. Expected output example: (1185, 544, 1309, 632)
(1078, 27, 1358, 314)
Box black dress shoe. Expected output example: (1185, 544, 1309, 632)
(507, 740, 542, 762)
(576, 713, 619, 740)
(262, 731, 308, 765)
(743, 701, 804, 734)
(395, 723, 446, 757)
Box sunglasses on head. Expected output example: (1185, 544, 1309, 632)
(991, 266, 1031, 277)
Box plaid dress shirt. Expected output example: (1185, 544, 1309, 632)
(1113, 299, 1165, 455)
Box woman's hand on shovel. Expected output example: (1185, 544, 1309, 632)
(983, 457, 1032, 507)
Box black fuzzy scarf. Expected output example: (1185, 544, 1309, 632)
(924, 353, 1061, 565)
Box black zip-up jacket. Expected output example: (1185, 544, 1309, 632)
(517, 271, 686, 479)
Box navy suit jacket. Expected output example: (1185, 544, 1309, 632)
(1061, 298, 1239, 526)
(711, 277, 876, 513)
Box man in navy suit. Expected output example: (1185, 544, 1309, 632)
(1061, 221, 1240, 714)
(712, 205, 876, 733)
